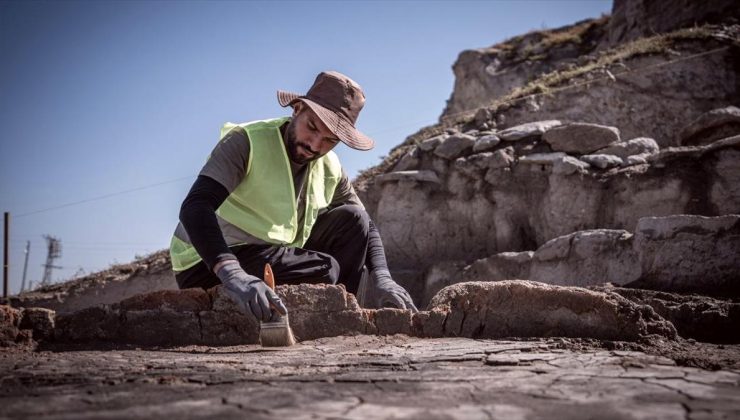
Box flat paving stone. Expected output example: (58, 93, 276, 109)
(1, 336, 739, 419)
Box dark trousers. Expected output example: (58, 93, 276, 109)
(175, 205, 370, 294)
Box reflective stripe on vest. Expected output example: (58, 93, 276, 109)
(169, 117, 342, 272)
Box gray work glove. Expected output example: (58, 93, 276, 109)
(216, 262, 288, 322)
(371, 269, 418, 313)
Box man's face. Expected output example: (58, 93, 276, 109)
(284, 102, 340, 164)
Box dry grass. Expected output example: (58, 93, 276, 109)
(497, 15, 609, 62)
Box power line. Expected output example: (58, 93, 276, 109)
(15, 175, 194, 218)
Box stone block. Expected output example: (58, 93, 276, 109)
(117, 288, 211, 312)
(290, 309, 375, 341)
(393, 146, 420, 171)
(596, 137, 659, 159)
(376, 170, 441, 185)
(411, 308, 447, 338)
(518, 152, 567, 165)
(118, 310, 202, 346)
(631, 215, 740, 298)
(498, 120, 561, 141)
(543, 123, 620, 154)
(277, 283, 352, 313)
(531, 229, 641, 287)
(199, 310, 259, 346)
(580, 154, 623, 169)
(55, 305, 120, 342)
(428, 280, 676, 341)
(461, 251, 534, 282)
(553, 156, 590, 174)
(0, 305, 22, 346)
(434, 134, 476, 160)
(373, 308, 413, 336)
(19, 307, 55, 341)
(472, 134, 501, 153)
(418, 134, 447, 152)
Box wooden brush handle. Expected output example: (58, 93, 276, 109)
(263, 263, 276, 290)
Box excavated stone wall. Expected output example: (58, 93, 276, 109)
(7, 277, 738, 349)
(3, 281, 690, 348)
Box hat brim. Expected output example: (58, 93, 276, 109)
(277, 90, 375, 151)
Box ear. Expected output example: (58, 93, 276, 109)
(292, 101, 304, 116)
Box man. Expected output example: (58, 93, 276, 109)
(170, 71, 417, 322)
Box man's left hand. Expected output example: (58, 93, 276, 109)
(371, 269, 418, 312)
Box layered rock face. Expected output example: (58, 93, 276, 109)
(606, 0, 740, 46)
(360, 120, 740, 302)
(442, 17, 608, 118)
(440, 0, 739, 147)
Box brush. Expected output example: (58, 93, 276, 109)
(259, 263, 296, 347)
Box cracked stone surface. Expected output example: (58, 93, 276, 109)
(2, 336, 739, 419)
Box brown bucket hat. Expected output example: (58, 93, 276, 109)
(277, 71, 375, 150)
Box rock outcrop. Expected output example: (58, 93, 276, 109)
(440, 22, 739, 148)
(605, 0, 740, 46)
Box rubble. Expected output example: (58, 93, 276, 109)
(596, 286, 740, 344)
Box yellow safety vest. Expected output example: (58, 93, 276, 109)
(170, 117, 342, 271)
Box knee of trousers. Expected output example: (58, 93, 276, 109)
(330, 205, 370, 236)
(324, 254, 341, 285)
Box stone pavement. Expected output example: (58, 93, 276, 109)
(2, 336, 739, 419)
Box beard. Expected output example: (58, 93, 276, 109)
(284, 121, 318, 165)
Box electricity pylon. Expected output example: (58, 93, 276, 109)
(41, 235, 62, 287)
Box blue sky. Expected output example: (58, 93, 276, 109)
(0, 0, 611, 293)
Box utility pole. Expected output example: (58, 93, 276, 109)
(41, 235, 62, 287)
(3, 212, 8, 298)
(21, 241, 30, 293)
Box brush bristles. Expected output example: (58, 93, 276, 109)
(259, 315, 296, 347)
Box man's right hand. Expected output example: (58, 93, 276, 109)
(215, 262, 288, 322)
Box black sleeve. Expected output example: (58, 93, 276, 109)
(179, 175, 237, 271)
(365, 219, 389, 273)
